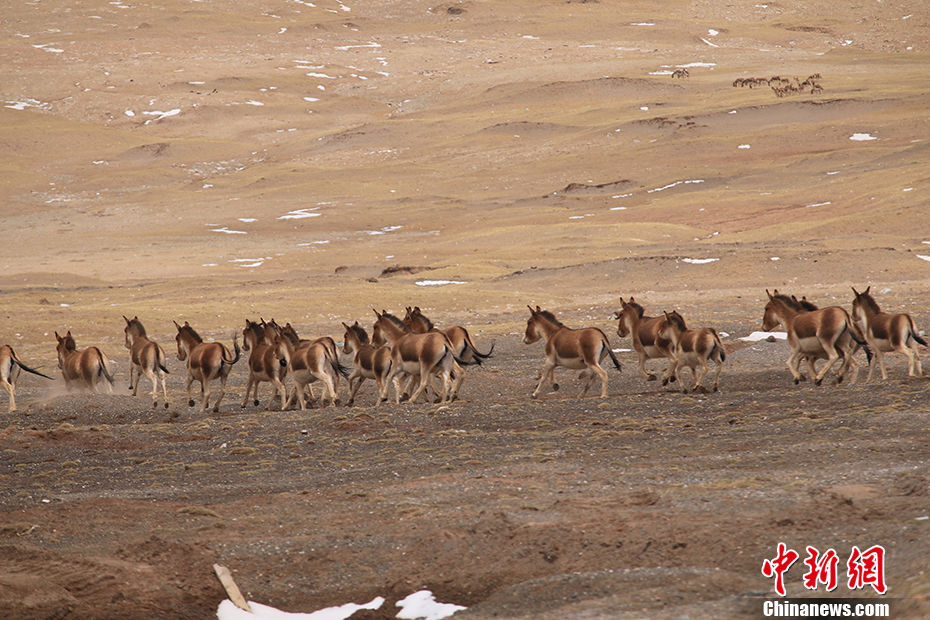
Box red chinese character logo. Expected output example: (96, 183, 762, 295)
(847, 545, 887, 594)
(802, 546, 839, 591)
(762, 542, 800, 596)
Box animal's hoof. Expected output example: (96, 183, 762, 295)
(164, 403, 170, 409)
(646, 375, 657, 381)
(188, 399, 195, 407)
(794, 378, 801, 385)
(254, 399, 259, 406)
(662, 378, 669, 386)
(152, 402, 157, 409)
(668, 376, 677, 383)
(531, 393, 539, 399)
(815, 378, 823, 386)
(552, 383, 559, 391)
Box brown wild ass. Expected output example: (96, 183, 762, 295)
(278, 322, 343, 401)
(762, 291, 868, 384)
(403, 306, 494, 364)
(174, 321, 241, 412)
(1, 345, 52, 412)
(372, 310, 466, 404)
(851, 286, 926, 380)
(613, 297, 677, 384)
(55, 331, 114, 393)
(123, 316, 170, 409)
(242, 319, 288, 410)
(273, 333, 348, 409)
(523, 306, 622, 399)
(761, 290, 867, 385)
(657, 311, 725, 393)
(342, 321, 394, 405)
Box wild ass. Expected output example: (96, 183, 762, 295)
(273, 333, 348, 409)
(403, 306, 494, 364)
(123, 316, 170, 408)
(851, 286, 926, 380)
(523, 306, 622, 399)
(242, 319, 288, 410)
(342, 321, 394, 405)
(1, 344, 52, 412)
(55, 331, 114, 393)
(656, 311, 725, 393)
(372, 310, 467, 404)
(613, 297, 677, 384)
(174, 321, 241, 412)
(761, 290, 867, 385)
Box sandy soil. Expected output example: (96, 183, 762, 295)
(2, 0, 929, 618)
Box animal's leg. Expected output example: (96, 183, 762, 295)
(448, 362, 465, 401)
(593, 364, 609, 398)
(904, 343, 921, 376)
(874, 348, 888, 380)
(694, 360, 710, 393)
(268, 377, 287, 410)
(347, 373, 364, 406)
(532, 360, 556, 398)
(711, 357, 723, 392)
(211, 376, 227, 413)
(786, 351, 805, 384)
(241, 378, 253, 408)
(129, 364, 138, 394)
(159, 369, 170, 409)
(813, 340, 841, 385)
(202, 378, 213, 412)
(638, 355, 656, 381)
(320, 374, 338, 407)
(186, 374, 196, 407)
(2, 378, 14, 412)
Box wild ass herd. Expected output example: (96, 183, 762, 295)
(1, 288, 926, 413)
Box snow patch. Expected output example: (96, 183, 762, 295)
(740, 331, 787, 342)
(217, 595, 384, 620)
(849, 133, 876, 141)
(416, 280, 467, 287)
(681, 257, 719, 265)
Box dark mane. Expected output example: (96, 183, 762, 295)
(796, 296, 819, 311)
(535, 309, 564, 327)
(665, 311, 687, 331)
(409, 308, 434, 330)
(855, 291, 881, 314)
(625, 300, 645, 318)
(179, 323, 203, 343)
(769, 293, 801, 310)
(347, 322, 370, 344)
(125, 317, 147, 337)
(380, 312, 408, 331)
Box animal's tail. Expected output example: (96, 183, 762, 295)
(331, 357, 352, 380)
(603, 339, 623, 371)
(223, 334, 242, 366)
(156, 346, 170, 375)
(846, 315, 868, 347)
(11, 350, 53, 380)
(96, 349, 115, 385)
(711, 328, 726, 363)
(463, 330, 494, 361)
(907, 316, 928, 347)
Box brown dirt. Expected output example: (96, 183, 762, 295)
(2, 0, 929, 618)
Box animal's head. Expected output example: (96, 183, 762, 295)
(614, 297, 643, 337)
